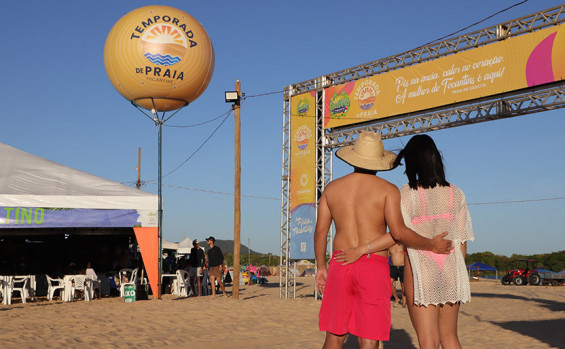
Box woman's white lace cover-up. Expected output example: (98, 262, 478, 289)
(400, 184, 474, 306)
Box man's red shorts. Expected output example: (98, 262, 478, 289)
(319, 252, 391, 341)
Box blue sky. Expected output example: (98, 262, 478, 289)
(2, 0, 564, 256)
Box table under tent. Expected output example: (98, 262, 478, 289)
(0, 142, 160, 299)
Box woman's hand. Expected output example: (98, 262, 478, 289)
(333, 246, 364, 265)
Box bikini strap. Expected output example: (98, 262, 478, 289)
(417, 186, 427, 215)
(449, 185, 453, 213)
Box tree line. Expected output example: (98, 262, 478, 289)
(221, 249, 565, 275)
(466, 250, 565, 274)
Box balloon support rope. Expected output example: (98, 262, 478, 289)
(131, 97, 189, 125)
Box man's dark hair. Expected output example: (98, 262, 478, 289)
(394, 134, 449, 190)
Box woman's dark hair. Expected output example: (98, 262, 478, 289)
(393, 134, 449, 189)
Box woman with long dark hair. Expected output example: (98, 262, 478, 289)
(395, 134, 474, 349)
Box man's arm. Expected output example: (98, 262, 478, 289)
(385, 185, 452, 253)
(314, 193, 332, 293)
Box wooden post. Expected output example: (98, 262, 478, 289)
(233, 80, 241, 299)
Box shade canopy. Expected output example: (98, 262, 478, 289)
(467, 262, 497, 271)
(0, 142, 160, 298)
(177, 237, 194, 254)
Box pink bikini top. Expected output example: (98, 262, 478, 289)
(411, 185, 456, 269)
(411, 185, 454, 226)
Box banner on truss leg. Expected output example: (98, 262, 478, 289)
(289, 92, 316, 259)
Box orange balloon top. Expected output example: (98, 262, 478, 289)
(104, 5, 215, 111)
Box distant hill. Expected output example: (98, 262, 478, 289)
(197, 239, 263, 255)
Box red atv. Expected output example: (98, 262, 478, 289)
(501, 259, 541, 286)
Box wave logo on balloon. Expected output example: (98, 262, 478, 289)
(526, 27, 565, 86)
(141, 24, 188, 66)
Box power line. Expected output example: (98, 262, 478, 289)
(164, 108, 232, 128)
(127, 177, 565, 206)
(415, 0, 529, 49)
(139, 182, 279, 201)
(468, 196, 565, 206)
(243, 90, 284, 99)
(162, 110, 232, 179)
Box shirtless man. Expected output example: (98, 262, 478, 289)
(389, 243, 406, 307)
(315, 132, 452, 349)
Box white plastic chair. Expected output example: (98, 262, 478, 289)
(62, 275, 75, 302)
(85, 271, 102, 299)
(46, 275, 65, 301)
(1, 276, 11, 305)
(64, 275, 92, 302)
(120, 268, 138, 297)
(172, 270, 189, 297)
(2, 276, 13, 304)
(11, 276, 28, 304)
(118, 268, 133, 283)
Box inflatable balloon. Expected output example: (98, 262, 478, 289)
(104, 5, 214, 111)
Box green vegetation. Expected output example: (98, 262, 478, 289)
(466, 250, 565, 274)
(224, 253, 278, 267)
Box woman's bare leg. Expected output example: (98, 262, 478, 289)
(404, 255, 440, 349)
(439, 303, 462, 349)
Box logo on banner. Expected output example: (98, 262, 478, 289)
(294, 125, 312, 150)
(296, 98, 310, 116)
(292, 216, 314, 235)
(300, 173, 308, 187)
(356, 80, 380, 110)
(329, 91, 351, 119)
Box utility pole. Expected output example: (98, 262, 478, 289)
(136, 147, 141, 190)
(233, 80, 241, 299)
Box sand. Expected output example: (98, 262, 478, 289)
(0, 277, 563, 348)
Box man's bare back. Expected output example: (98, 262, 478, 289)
(321, 171, 396, 258)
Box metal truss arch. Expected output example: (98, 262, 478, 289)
(280, 4, 565, 299)
(325, 82, 565, 148)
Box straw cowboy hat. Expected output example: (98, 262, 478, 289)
(335, 131, 397, 171)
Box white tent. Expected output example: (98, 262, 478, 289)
(162, 239, 179, 250)
(177, 237, 193, 255)
(0, 142, 157, 227)
(0, 142, 161, 298)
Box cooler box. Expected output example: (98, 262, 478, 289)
(124, 284, 136, 303)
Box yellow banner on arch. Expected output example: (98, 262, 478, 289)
(290, 92, 317, 211)
(290, 92, 317, 259)
(324, 24, 565, 129)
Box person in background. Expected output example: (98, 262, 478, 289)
(189, 239, 205, 296)
(178, 255, 189, 272)
(85, 261, 101, 298)
(206, 236, 226, 296)
(389, 243, 406, 308)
